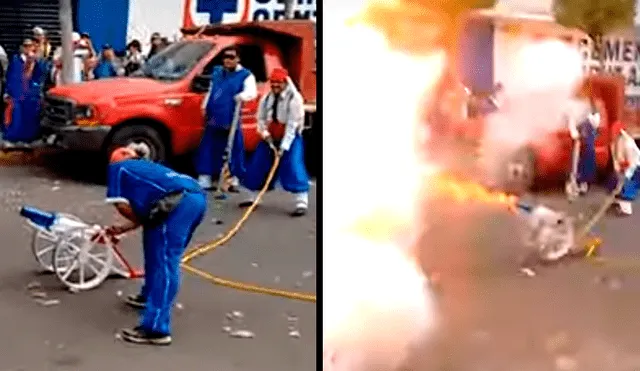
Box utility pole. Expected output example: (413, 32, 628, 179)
(58, 0, 74, 84)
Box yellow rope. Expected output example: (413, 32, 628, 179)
(180, 147, 317, 303)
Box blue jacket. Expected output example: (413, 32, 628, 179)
(205, 65, 250, 130)
(93, 60, 118, 79)
(5, 55, 43, 100)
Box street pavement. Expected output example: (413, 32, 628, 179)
(408, 184, 640, 371)
(0, 151, 316, 371)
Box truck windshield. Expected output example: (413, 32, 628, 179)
(132, 41, 214, 81)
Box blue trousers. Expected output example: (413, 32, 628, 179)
(139, 191, 206, 335)
(3, 97, 42, 143)
(577, 122, 597, 185)
(242, 135, 309, 193)
(194, 125, 245, 180)
(606, 168, 640, 201)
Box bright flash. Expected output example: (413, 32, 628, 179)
(323, 0, 445, 370)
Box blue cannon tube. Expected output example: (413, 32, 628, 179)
(19, 206, 57, 230)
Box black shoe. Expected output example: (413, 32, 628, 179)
(125, 294, 146, 309)
(120, 326, 172, 346)
(290, 207, 307, 217)
(238, 200, 255, 208)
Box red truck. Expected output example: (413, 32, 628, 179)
(426, 10, 629, 192)
(40, 21, 317, 169)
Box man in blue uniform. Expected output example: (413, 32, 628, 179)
(240, 68, 310, 217)
(196, 45, 257, 191)
(105, 144, 207, 345)
(3, 38, 44, 145)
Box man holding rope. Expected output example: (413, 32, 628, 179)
(607, 121, 640, 216)
(240, 68, 310, 217)
(105, 143, 206, 345)
(195, 45, 257, 191)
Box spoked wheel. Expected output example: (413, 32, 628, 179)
(52, 228, 114, 291)
(30, 213, 84, 272)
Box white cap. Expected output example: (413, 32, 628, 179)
(32, 26, 45, 36)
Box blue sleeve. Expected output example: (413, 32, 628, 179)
(105, 164, 128, 203)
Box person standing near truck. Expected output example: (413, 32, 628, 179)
(240, 68, 310, 217)
(3, 38, 44, 145)
(196, 45, 258, 191)
(607, 121, 640, 216)
(565, 91, 601, 195)
(93, 44, 121, 79)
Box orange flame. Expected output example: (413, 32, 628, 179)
(429, 173, 519, 210)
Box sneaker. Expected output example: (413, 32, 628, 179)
(238, 200, 256, 208)
(125, 294, 146, 309)
(290, 207, 307, 217)
(617, 200, 633, 216)
(197, 175, 213, 190)
(578, 182, 588, 195)
(120, 326, 172, 346)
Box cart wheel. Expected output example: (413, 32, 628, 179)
(30, 213, 85, 272)
(52, 228, 114, 291)
(31, 229, 58, 272)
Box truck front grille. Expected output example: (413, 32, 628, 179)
(42, 95, 74, 127)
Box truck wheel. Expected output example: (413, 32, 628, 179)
(502, 147, 535, 195)
(107, 124, 168, 163)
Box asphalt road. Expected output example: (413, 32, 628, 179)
(0, 151, 317, 371)
(408, 184, 640, 371)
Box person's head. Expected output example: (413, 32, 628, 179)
(110, 142, 151, 163)
(21, 38, 35, 56)
(32, 26, 46, 43)
(222, 46, 240, 71)
(151, 32, 162, 46)
(127, 40, 141, 53)
(80, 32, 90, 41)
(269, 67, 289, 95)
(102, 44, 115, 60)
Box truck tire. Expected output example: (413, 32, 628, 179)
(107, 124, 168, 163)
(502, 147, 536, 195)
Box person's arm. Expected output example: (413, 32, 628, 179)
(236, 73, 258, 102)
(280, 91, 305, 152)
(105, 165, 141, 234)
(256, 93, 270, 138)
(201, 68, 217, 111)
(4, 57, 16, 98)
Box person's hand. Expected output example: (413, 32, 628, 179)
(105, 224, 129, 237)
(234, 94, 243, 103)
(277, 148, 285, 157)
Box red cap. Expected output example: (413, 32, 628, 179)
(110, 147, 137, 163)
(269, 67, 288, 82)
(611, 121, 624, 138)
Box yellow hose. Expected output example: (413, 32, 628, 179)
(180, 147, 317, 303)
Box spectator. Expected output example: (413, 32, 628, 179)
(0, 43, 7, 111)
(125, 40, 144, 76)
(147, 32, 162, 59)
(32, 26, 52, 60)
(93, 44, 121, 79)
(79, 32, 96, 58)
(3, 38, 44, 145)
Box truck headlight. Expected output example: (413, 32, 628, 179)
(74, 105, 94, 119)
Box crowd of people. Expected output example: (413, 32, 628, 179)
(0, 27, 172, 146)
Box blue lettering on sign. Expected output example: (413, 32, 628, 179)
(196, 0, 239, 24)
